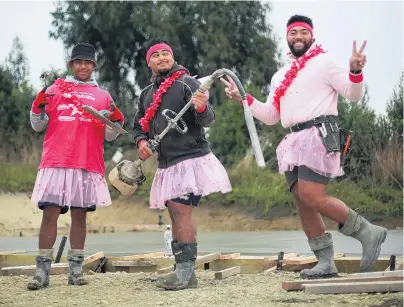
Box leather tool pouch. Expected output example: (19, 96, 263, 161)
(318, 122, 341, 154)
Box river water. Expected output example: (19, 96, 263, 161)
(0, 230, 402, 257)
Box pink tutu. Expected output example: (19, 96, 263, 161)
(276, 126, 344, 178)
(149, 153, 232, 209)
(31, 168, 112, 208)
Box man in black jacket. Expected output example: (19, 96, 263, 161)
(133, 39, 231, 290)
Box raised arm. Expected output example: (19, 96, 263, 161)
(325, 40, 367, 103)
(30, 85, 55, 132)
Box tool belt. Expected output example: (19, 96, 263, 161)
(289, 115, 352, 162)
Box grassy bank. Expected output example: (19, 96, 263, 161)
(2, 162, 401, 219)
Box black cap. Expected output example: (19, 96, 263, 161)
(69, 43, 97, 65)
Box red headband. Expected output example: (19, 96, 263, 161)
(287, 22, 313, 37)
(146, 43, 173, 64)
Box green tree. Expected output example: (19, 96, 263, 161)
(49, 1, 281, 158)
(0, 38, 39, 163)
(338, 86, 380, 181)
(4, 37, 29, 87)
(386, 71, 403, 141)
(49, 1, 280, 101)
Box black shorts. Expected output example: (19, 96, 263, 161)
(38, 202, 97, 215)
(166, 193, 202, 207)
(285, 166, 330, 191)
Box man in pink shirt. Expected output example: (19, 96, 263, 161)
(27, 43, 124, 290)
(221, 15, 387, 279)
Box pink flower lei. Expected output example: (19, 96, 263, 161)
(273, 45, 326, 112)
(54, 78, 104, 126)
(139, 70, 188, 133)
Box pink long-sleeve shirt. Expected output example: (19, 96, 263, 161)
(30, 77, 123, 175)
(247, 48, 365, 128)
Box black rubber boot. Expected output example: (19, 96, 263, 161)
(300, 232, 339, 279)
(27, 249, 53, 290)
(339, 209, 387, 272)
(156, 242, 198, 290)
(67, 249, 88, 286)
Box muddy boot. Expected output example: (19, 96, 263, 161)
(156, 242, 197, 290)
(27, 249, 53, 290)
(300, 232, 339, 279)
(172, 239, 177, 270)
(67, 249, 88, 286)
(339, 209, 387, 272)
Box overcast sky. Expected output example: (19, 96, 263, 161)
(0, 0, 402, 115)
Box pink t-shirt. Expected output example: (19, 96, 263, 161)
(32, 80, 113, 175)
(247, 45, 364, 128)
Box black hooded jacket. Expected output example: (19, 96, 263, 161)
(132, 64, 215, 168)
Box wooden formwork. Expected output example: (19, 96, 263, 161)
(1, 249, 403, 294)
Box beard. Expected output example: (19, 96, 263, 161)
(157, 67, 171, 75)
(288, 40, 313, 57)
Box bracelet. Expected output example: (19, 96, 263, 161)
(350, 70, 362, 75)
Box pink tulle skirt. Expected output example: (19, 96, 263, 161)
(149, 153, 232, 209)
(276, 126, 344, 178)
(31, 168, 112, 208)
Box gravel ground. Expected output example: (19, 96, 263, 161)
(0, 271, 402, 307)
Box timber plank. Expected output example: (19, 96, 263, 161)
(350, 270, 404, 278)
(158, 253, 221, 275)
(1, 252, 104, 276)
(220, 253, 241, 260)
(215, 266, 241, 279)
(283, 275, 404, 291)
(0, 251, 26, 255)
(304, 281, 404, 294)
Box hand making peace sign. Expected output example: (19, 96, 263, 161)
(350, 40, 367, 71)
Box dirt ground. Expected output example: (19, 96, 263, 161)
(0, 271, 402, 307)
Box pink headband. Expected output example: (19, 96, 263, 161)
(146, 43, 173, 64)
(287, 22, 313, 37)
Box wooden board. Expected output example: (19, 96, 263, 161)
(0, 255, 67, 270)
(83, 252, 105, 265)
(209, 257, 265, 274)
(283, 256, 317, 265)
(157, 252, 221, 275)
(1, 252, 104, 276)
(215, 266, 241, 279)
(220, 253, 241, 260)
(303, 281, 404, 294)
(350, 270, 404, 278)
(280, 253, 345, 272)
(0, 251, 26, 255)
(334, 257, 391, 274)
(119, 252, 164, 260)
(196, 253, 221, 265)
(283, 253, 345, 265)
(283, 275, 404, 291)
(112, 260, 156, 267)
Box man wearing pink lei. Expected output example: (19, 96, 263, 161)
(221, 15, 387, 279)
(133, 39, 231, 290)
(28, 43, 124, 290)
